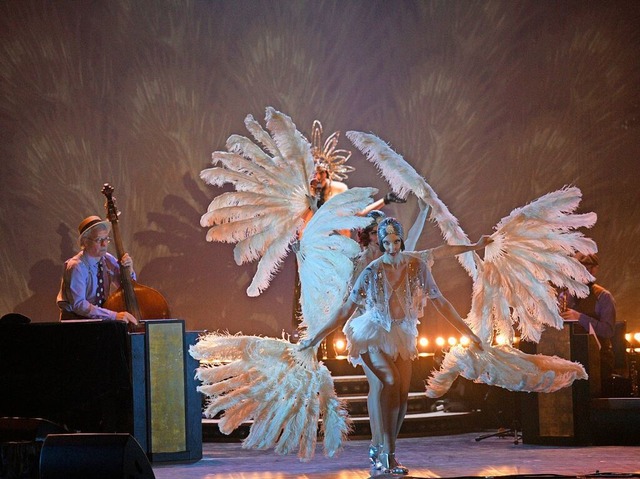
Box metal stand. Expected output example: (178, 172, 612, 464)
(475, 421, 522, 445)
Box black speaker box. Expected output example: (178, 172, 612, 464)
(39, 433, 155, 479)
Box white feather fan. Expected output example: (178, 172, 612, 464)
(200, 107, 315, 297)
(297, 187, 375, 339)
(426, 343, 588, 397)
(190, 333, 350, 461)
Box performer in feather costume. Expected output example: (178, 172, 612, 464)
(345, 131, 596, 398)
(191, 107, 597, 467)
(300, 216, 491, 474)
(193, 108, 376, 461)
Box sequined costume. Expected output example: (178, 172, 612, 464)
(344, 251, 438, 366)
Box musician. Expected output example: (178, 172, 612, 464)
(57, 216, 138, 325)
(561, 252, 616, 394)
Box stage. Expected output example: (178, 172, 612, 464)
(151, 432, 640, 479)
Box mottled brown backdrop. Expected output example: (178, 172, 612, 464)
(1, 0, 638, 339)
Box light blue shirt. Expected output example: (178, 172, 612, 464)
(57, 250, 134, 320)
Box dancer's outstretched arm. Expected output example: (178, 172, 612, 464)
(299, 298, 357, 350)
(431, 235, 492, 260)
(404, 199, 430, 251)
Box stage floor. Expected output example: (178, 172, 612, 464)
(152, 432, 640, 479)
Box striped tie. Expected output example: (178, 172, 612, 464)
(96, 260, 105, 307)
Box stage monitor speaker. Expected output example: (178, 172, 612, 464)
(39, 433, 155, 479)
(0, 417, 68, 442)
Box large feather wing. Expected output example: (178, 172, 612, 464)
(427, 186, 597, 397)
(469, 186, 597, 344)
(190, 333, 350, 461)
(297, 187, 376, 339)
(346, 131, 477, 277)
(200, 107, 315, 296)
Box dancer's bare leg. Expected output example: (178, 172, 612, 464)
(362, 362, 383, 465)
(360, 350, 401, 460)
(394, 357, 412, 438)
(363, 363, 383, 443)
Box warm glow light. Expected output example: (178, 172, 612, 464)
(459, 336, 470, 346)
(334, 339, 346, 352)
(448, 336, 457, 346)
(495, 334, 508, 345)
(634, 333, 640, 343)
(435, 336, 445, 347)
(625, 333, 631, 342)
(418, 337, 429, 348)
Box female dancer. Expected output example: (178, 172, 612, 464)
(301, 217, 490, 474)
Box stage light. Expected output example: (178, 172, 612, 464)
(494, 334, 508, 345)
(634, 332, 640, 343)
(448, 336, 457, 346)
(435, 336, 445, 348)
(459, 335, 470, 346)
(333, 338, 347, 354)
(418, 336, 429, 348)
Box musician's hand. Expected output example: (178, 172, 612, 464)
(116, 311, 138, 325)
(561, 308, 581, 321)
(120, 253, 133, 270)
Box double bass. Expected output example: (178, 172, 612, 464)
(102, 183, 171, 331)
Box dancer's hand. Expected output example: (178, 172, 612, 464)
(384, 192, 406, 204)
(298, 338, 314, 350)
(475, 235, 494, 249)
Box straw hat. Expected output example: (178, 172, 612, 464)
(78, 215, 111, 239)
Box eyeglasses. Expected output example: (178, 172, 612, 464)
(89, 236, 111, 244)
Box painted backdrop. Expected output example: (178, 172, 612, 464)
(1, 0, 639, 338)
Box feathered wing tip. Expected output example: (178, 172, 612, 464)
(200, 107, 315, 296)
(316, 366, 351, 457)
(346, 131, 477, 277)
(297, 187, 375, 339)
(426, 344, 588, 398)
(467, 185, 598, 345)
(189, 332, 349, 461)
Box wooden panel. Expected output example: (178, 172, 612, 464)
(146, 320, 187, 455)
